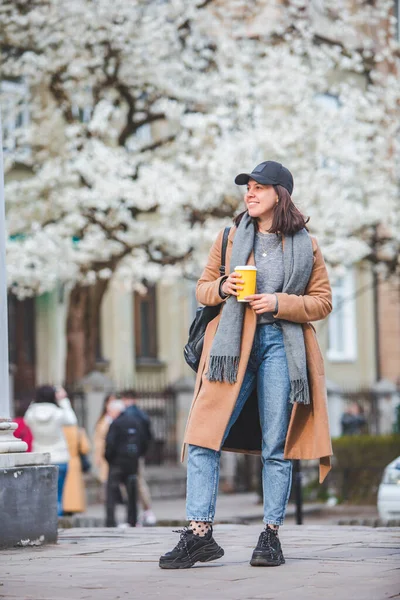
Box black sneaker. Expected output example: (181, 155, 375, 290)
(159, 527, 224, 569)
(250, 527, 285, 567)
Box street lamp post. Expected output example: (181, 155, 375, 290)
(0, 112, 27, 453)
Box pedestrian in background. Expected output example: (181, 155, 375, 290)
(94, 393, 124, 490)
(341, 402, 367, 436)
(160, 160, 332, 569)
(13, 402, 33, 452)
(95, 391, 156, 526)
(119, 390, 156, 526)
(62, 425, 91, 515)
(25, 385, 77, 516)
(105, 389, 153, 527)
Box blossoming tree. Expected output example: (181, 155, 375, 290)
(1, 0, 399, 383)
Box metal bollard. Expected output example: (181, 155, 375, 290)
(293, 459, 303, 525)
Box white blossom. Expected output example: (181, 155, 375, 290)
(0, 0, 399, 298)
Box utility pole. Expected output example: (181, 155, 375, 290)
(0, 100, 57, 551)
(0, 110, 27, 453)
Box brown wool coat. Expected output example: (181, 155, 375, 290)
(94, 415, 111, 484)
(62, 425, 91, 513)
(183, 226, 333, 483)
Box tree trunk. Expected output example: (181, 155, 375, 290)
(65, 279, 109, 387)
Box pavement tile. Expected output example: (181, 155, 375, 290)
(1, 525, 399, 600)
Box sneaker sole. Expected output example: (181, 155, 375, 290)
(250, 554, 285, 567)
(159, 545, 224, 570)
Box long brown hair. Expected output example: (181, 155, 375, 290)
(96, 393, 116, 425)
(234, 184, 309, 235)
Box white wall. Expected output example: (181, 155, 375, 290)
(100, 284, 135, 388)
(35, 287, 67, 385)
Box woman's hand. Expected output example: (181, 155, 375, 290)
(221, 272, 245, 297)
(245, 293, 277, 314)
(55, 386, 68, 402)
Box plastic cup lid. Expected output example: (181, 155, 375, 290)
(234, 265, 257, 270)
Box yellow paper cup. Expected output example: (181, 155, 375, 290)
(234, 266, 257, 302)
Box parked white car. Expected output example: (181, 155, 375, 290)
(377, 456, 400, 521)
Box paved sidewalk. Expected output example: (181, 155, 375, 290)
(1, 525, 399, 600)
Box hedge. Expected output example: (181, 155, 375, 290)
(330, 435, 400, 504)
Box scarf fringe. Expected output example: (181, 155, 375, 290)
(290, 378, 310, 405)
(207, 356, 240, 384)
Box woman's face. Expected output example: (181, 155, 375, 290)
(245, 180, 277, 219)
(108, 400, 124, 420)
(106, 395, 116, 415)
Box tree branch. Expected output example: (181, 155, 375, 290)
(137, 133, 176, 153)
(196, 0, 215, 8)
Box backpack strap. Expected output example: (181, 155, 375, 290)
(219, 226, 231, 277)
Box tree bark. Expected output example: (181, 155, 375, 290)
(65, 279, 109, 387)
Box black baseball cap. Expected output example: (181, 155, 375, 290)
(235, 160, 294, 195)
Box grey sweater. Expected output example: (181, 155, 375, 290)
(254, 232, 284, 324)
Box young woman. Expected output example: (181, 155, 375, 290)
(25, 385, 77, 516)
(159, 160, 333, 569)
(94, 393, 121, 487)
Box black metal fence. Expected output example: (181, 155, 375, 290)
(136, 388, 178, 465)
(68, 384, 178, 466)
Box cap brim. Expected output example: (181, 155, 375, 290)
(235, 173, 275, 186)
(235, 173, 250, 185)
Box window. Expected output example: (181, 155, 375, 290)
(0, 80, 30, 157)
(134, 285, 158, 361)
(327, 268, 357, 362)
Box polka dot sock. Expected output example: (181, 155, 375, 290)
(189, 521, 211, 537)
(265, 525, 279, 535)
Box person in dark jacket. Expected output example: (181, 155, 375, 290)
(105, 390, 152, 527)
(341, 402, 367, 436)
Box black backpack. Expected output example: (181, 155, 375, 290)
(118, 422, 142, 473)
(107, 412, 148, 474)
(184, 227, 230, 372)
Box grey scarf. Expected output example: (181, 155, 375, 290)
(207, 212, 314, 405)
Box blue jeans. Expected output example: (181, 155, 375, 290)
(186, 323, 293, 526)
(56, 462, 68, 516)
